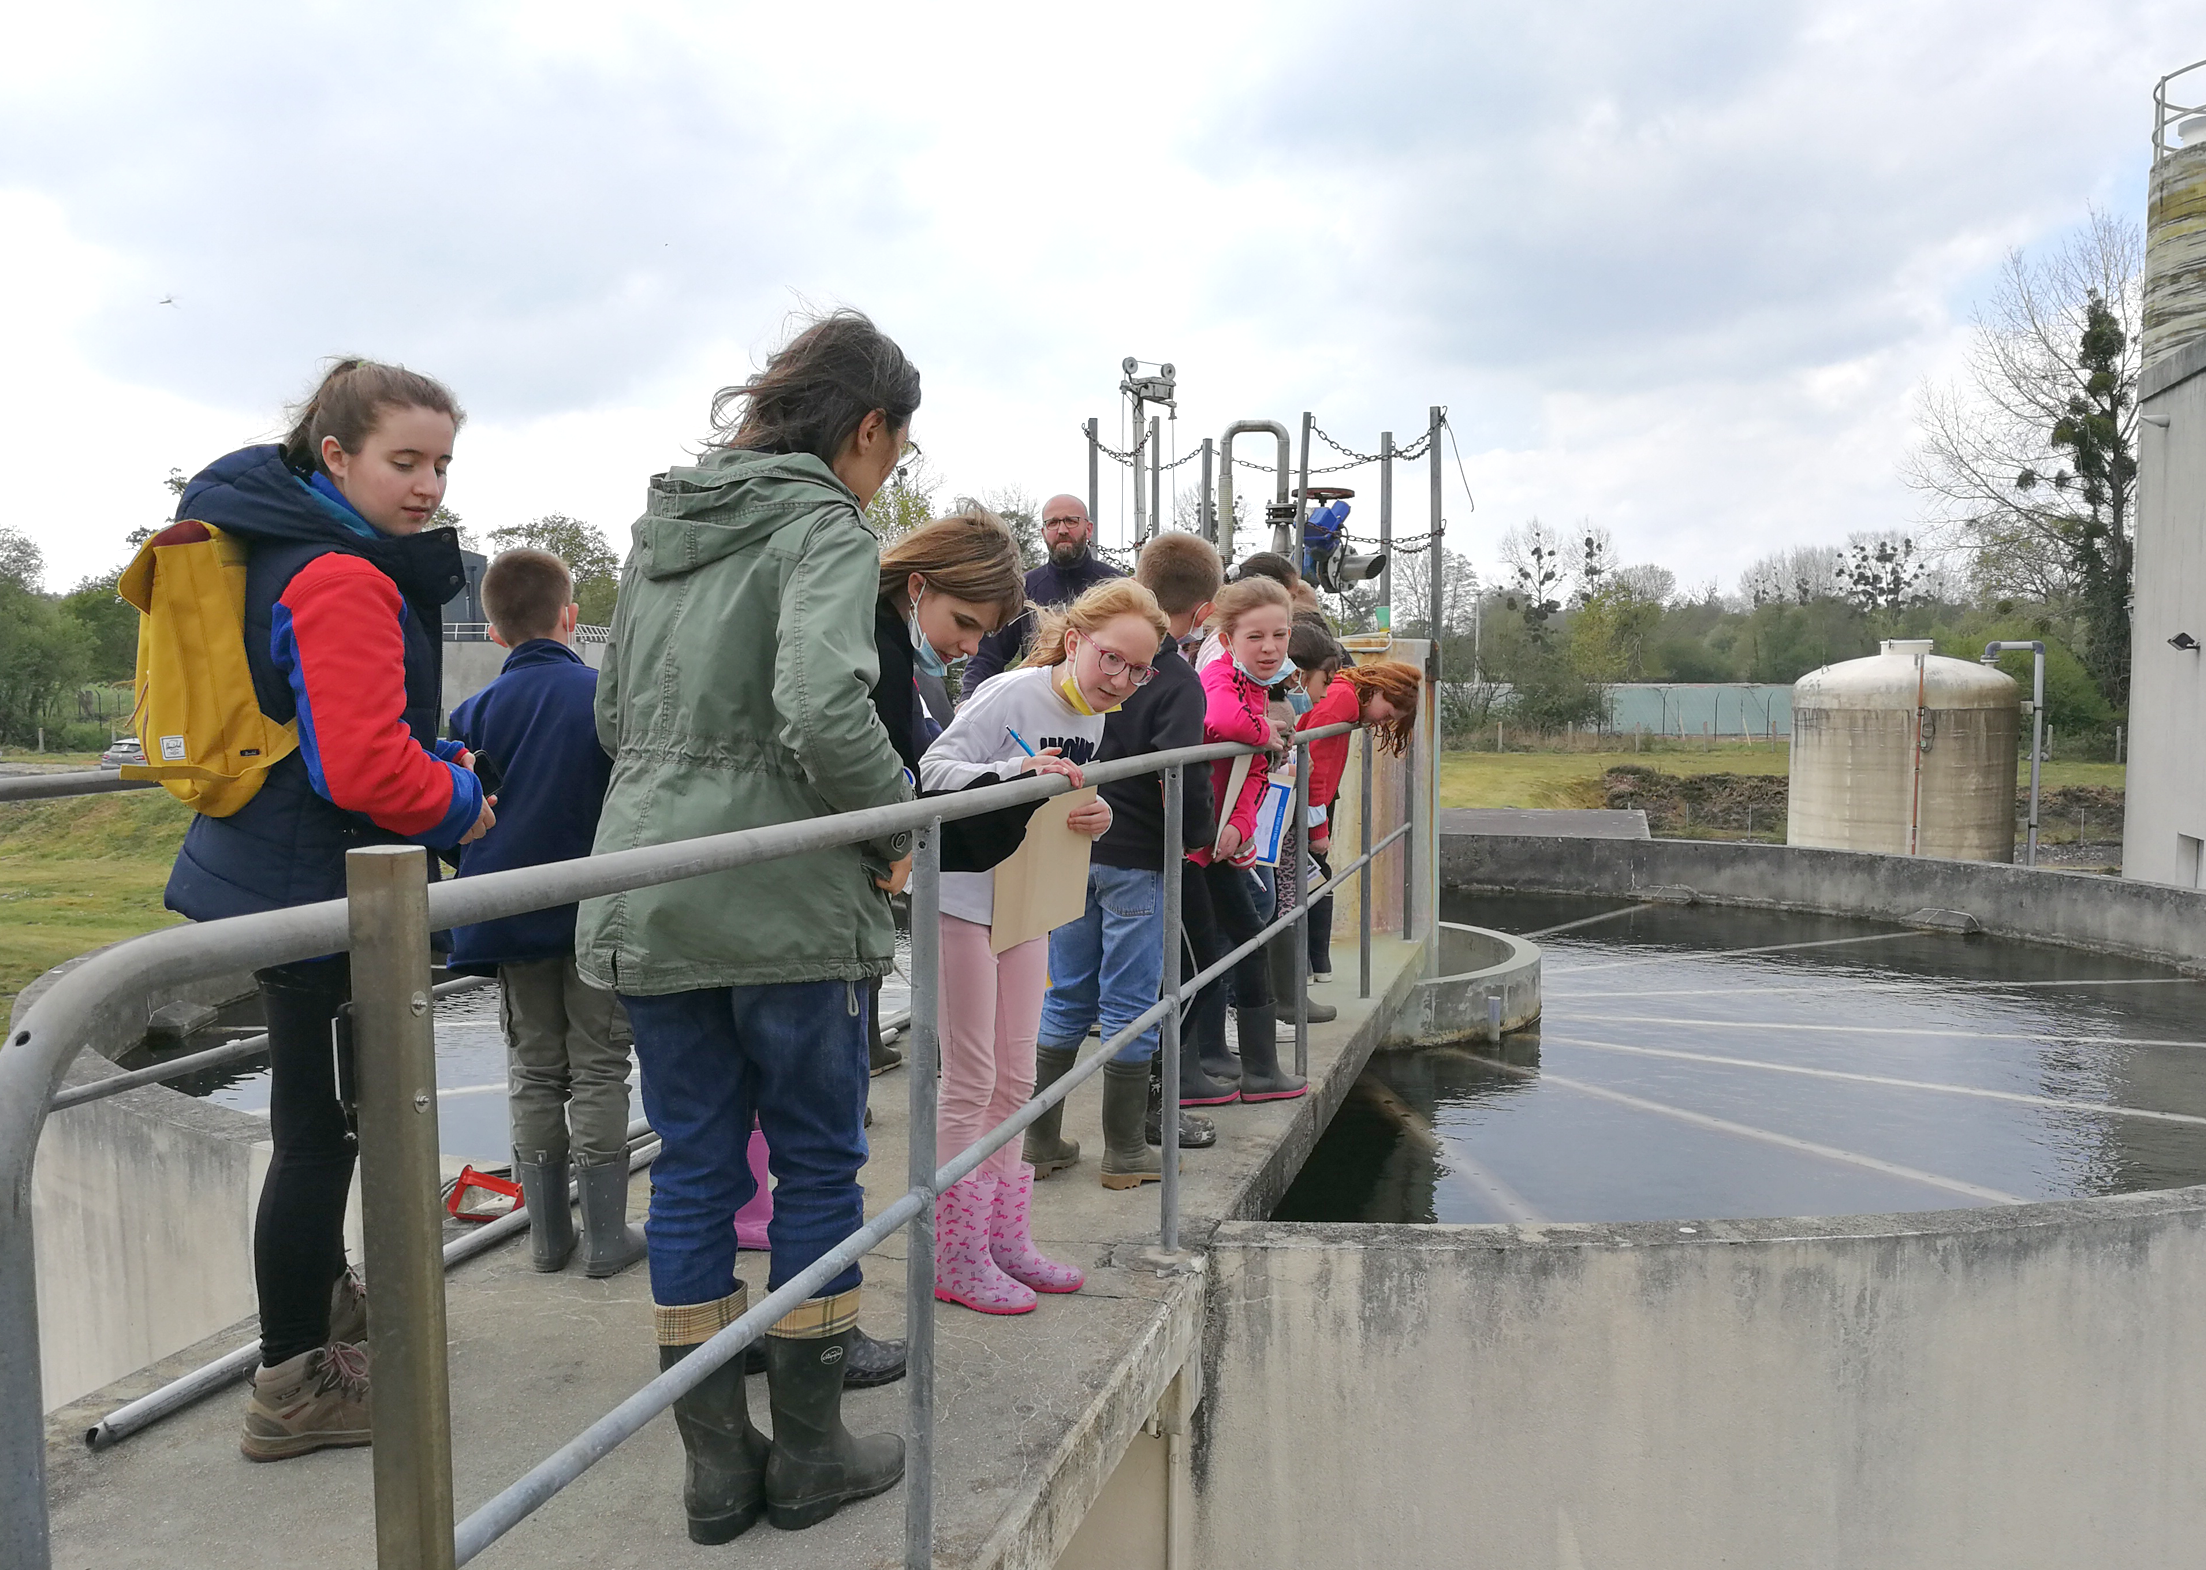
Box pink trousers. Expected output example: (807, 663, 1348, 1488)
(937, 915, 1047, 1183)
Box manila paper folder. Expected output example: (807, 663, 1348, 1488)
(989, 787, 1097, 954)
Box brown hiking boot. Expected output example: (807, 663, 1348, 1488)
(328, 1265, 368, 1347)
(240, 1342, 371, 1461)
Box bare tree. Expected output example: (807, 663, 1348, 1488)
(1613, 563, 1677, 605)
(1739, 544, 1842, 605)
(1903, 206, 2140, 697)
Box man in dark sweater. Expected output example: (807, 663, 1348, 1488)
(447, 549, 643, 1280)
(958, 494, 1123, 699)
(1029, 533, 1227, 1187)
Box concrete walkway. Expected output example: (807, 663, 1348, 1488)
(43, 934, 1428, 1570)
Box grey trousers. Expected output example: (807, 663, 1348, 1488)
(500, 955, 634, 1163)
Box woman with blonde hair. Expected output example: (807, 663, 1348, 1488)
(919, 578, 1169, 1313)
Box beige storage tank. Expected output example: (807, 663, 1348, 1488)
(2145, 64, 2206, 368)
(1788, 640, 2019, 861)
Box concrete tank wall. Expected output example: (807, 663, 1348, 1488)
(1788, 641, 2018, 862)
(2122, 341, 2206, 887)
(2145, 132, 2206, 368)
(1194, 1198, 2206, 1569)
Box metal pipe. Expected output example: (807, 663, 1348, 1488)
(1291, 738, 1310, 1077)
(1148, 415, 1161, 545)
(1379, 431, 1394, 631)
(1086, 417, 1099, 527)
(1981, 641, 2046, 867)
(348, 846, 457, 1570)
(1130, 397, 1147, 546)
(51, 976, 494, 1112)
(87, 1130, 658, 1450)
(0, 770, 156, 803)
(1199, 439, 1215, 544)
(1159, 765, 1184, 1252)
(1215, 420, 1290, 566)
(1294, 410, 1313, 570)
(1401, 727, 1416, 941)
(1428, 407, 1444, 641)
(903, 823, 942, 1570)
(1359, 730, 1373, 999)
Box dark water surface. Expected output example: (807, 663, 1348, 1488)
(1276, 890, 2206, 1225)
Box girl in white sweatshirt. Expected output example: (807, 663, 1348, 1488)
(919, 579, 1169, 1314)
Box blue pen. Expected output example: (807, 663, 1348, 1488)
(1004, 726, 1037, 758)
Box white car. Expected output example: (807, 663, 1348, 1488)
(98, 737, 146, 770)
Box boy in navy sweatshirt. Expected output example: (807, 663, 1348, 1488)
(1030, 533, 1225, 1187)
(448, 549, 643, 1279)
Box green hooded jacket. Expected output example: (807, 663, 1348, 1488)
(575, 448, 914, 994)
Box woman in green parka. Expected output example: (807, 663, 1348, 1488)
(578, 311, 915, 1540)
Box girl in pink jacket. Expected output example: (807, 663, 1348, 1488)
(1182, 577, 1305, 1102)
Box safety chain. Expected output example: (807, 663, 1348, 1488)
(1310, 420, 1438, 466)
(1090, 429, 1205, 472)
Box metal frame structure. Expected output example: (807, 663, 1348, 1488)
(2153, 57, 2206, 164)
(1215, 420, 1291, 563)
(1, 719, 1417, 1570)
(1982, 640, 2047, 867)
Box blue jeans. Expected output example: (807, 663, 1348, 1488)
(1039, 865, 1164, 1064)
(622, 980, 871, 1306)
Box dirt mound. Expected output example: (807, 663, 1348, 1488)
(1601, 765, 1788, 837)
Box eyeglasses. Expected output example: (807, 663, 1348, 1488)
(1042, 516, 1088, 531)
(1079, 634, 1155, 687)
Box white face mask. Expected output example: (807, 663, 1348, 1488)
(908, 584, 950, 679)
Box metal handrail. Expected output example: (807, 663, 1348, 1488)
(0, 770, 155, 803)
(2153, 57, 2206, 164)
(0, 718, 1416, 1569)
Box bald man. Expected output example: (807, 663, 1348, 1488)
(958, 493, 1125, 699)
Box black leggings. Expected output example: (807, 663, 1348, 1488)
(1184, 860, 1273, 1047)
(252, 957, 355, 1366)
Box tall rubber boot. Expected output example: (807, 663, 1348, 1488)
(1268, 933, 1336, 1024)
(1147, 1063, 1216, 1147)
(1176, 1026, 1239, 1107)
(513, 1147, 575, 1273)
(658, 1289, 769, 1544)
(867, 977, 903, 1076)
(1022, 1044, 1081, 1177)
(1234, 1006, 1307, 1102)
(578, 1154, 647, 1278)
(763, 1294, 906, 1531)
(1189, 994, 1241, 1088)
(1100, 1060, 1164, 1189)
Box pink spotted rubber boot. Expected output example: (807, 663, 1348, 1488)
(933, 1174, 1035, 1315)
(988, 1162, 1085, 1294)
(732, 1124, 772, 1252)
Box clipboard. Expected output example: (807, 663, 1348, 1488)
(1247, 772, 1294, 866)
(989, 787, 1097, 953)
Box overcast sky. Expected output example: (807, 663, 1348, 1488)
(2, 1, 2196, 598)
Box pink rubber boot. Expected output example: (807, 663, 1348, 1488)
(988, 1162, 1085, 1294)
(733, 1124, 772, 1252)
(933, 1174, 1035, 1316)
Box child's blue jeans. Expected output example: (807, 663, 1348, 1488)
(1038, 864, 1165, 1065)
(622, 979, 870, 1307)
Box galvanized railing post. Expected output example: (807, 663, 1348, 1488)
(1401, 729, 1416, 941)
(1359, 728, 1373, 1000)
(904, 822, 943, 1570)
(347, 845, 456, 1570)
(1291, 739, 1310, 1077)
(1159, 765, 1184, 1251)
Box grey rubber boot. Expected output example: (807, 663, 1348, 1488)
(1234, 1006, 1308, 1102)
(513, 1148, 575, 1273)
(1268, 933, 1336, 1024)
(577, 1155, 647, 1278)
(661, 1339, 770, 1543)
(1023, 1044, 1082, 1177)
(763, 1328, 905, 1530)
(1100, 1059, 1164, 1189)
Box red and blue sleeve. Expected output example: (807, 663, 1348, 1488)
(272, 554, 482, 845)
(1297, 682, 1360, 809)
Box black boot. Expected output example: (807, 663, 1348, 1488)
(1022, 1044, 1081, 1177)
(1177, 1024, 1239, 1106)
(659, 1295, 770, 1544)
(577, 1155, 647, 1278)
(763, 1313, 905, 1531)
(867, 978, 903, 1076)
(1099, 1059, 1164, 1189)
(1268, 933, 1336, 1024)
(1234, 1006, 1307, 1102)
(749, 1325, 908, 1388)
(513, 1147, 575, 1273)
(1190, 994, 1241, 1087)
(1155, 1071, 1226, 1146)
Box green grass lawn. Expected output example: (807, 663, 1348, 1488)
(0, 748, 105, 768)
(0, 791, 191, 1015)
(1439, 742, 2124, 811)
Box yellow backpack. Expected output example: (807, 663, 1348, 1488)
(117, 521, 299, 817)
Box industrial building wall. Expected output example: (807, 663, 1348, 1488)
(1195, 1202, 2206, 1569)
(2123, 339, 2206, 886)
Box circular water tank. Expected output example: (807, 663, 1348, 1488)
(2146, 112, 2206, 366)
(1788, 640, 2019, 861)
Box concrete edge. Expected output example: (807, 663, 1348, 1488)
(970, 1266, 1207, 1570)
(2142, 331, 2206, 402)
